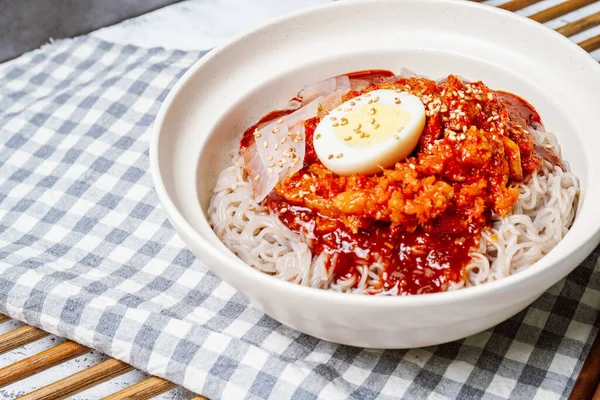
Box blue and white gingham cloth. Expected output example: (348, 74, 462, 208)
(0, 36, 599, 400)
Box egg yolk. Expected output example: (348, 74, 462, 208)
(332, 103, 412, 147)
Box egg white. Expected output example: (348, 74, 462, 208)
(313, 89, 426, 175)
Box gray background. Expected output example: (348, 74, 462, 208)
(0, 0, 181, 62)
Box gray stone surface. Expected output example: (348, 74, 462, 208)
(0, 0, 181, 62)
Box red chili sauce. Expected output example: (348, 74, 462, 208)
(241, 70, 543, 294)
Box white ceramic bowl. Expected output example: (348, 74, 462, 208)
(151, 0, 600, 348)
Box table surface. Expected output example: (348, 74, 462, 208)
(1, 0, 599, 398)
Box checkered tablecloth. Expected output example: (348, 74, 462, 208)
(0, 35, 599, 400)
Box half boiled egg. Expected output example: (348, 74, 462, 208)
(313, 89, 426, 175)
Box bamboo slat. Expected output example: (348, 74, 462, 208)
(0, 325, 48, 356)
(499, 0, 543, 12)
(17, 359, 133, 400)
(102, 377, 178, 400)
(530, 0, 598, 23)
(557, 11, 600, 36)
(579, 34, 600, 52)
(0, 315, 10, 324)
(0, 342, 89, 388)
(594, 385, 600, 400)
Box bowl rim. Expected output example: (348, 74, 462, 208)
(151, 0, 600, 307)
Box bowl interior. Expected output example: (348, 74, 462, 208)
(154, 0, 600, 299)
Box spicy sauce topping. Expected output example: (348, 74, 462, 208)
(248, 71, 542, 295)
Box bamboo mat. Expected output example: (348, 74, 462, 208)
(0, 0, 599, 399)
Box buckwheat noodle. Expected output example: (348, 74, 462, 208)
(208, 128, 578, 295)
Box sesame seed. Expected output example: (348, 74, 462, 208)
(318, 103, 323, 112)
(409, 164, 415, 169)
(368, 99, 373, 104)
(277, 118, 284, 124)
(267, 168, 273, 173)
(462, 125, 467, 132)
(370, 118, 376, 124)
(341, 118, 348, 126)
(368, 108, 376, 115)
(254, 132, 262, 138)
(476, 103, 482, 109)
(264, 141, 268, 148)
(545, 144, 554, 149)
(374, 124, 380, 129)
(315, 134, 321, 139)
(280, 207, 288, 213)
(269, 162, 276, 167)
(344, 136, 352, 141)
(344, 108, 352, 112)
(353, 128, 362, 133)
(275, 144, 280, 150)
(332, 122, 339, 127)
(281, 137, 287, 144)
(328, 154, 334, 159)
(330, 116, 337, 121)
(394, 135, 399, 140)
(272, 127, 279, 134)
(364, 93, 371, 97)
(303, 174, 310, 179)
(374, 96, 379, 102)
(268, 156, 274, 161)
(459, 134, 466, 140)
(336, 153, 344, 158)
(357, 123, 362, 129)
(350, 101, 356, 106)
(254, 175, 260, 180)
(487, 93, 493, 101)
